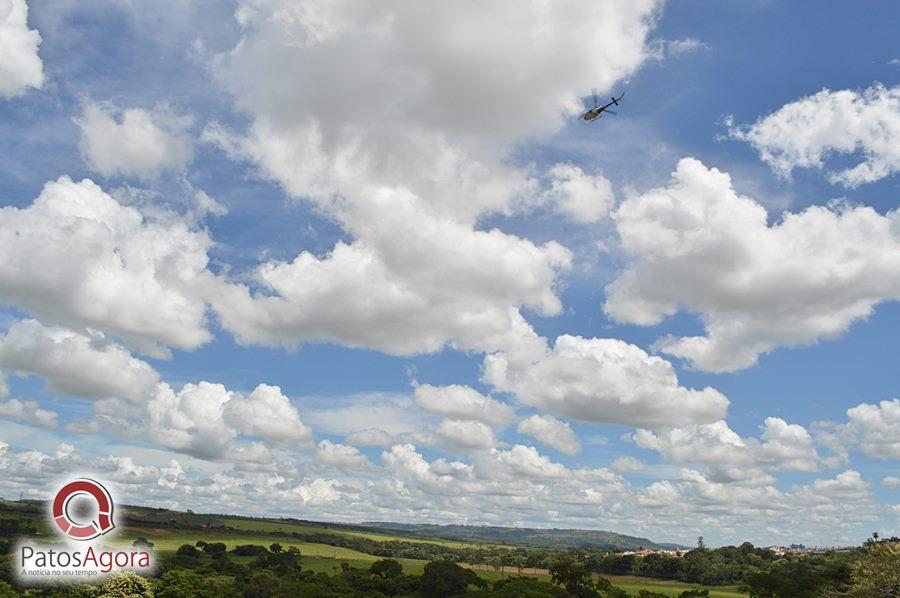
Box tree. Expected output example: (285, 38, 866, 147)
(174, 543, 201, 566)
(370, 558, 403, 579)
(154, 570, 234, 598)
(0, 581, 17, 598)
(244, 570, 281, 598)
(491, 576, 567, 597)
(420, 561, 485, 597)
(176, 543, 200, 557)
(549, 558, 600, 597)
(92, 572, 154, 597)
(697, 537, 706, 550)
(839, 540, 899, 598)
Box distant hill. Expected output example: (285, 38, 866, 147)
(362, 522, 687, 551)
(1, 498, 684, 552)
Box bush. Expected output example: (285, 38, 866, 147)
(90, 572, 153, 597)
(370, 558, 403, 579)
(420, 561, 485, 597)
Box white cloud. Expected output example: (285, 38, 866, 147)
(0, 319, 159, 402)
(482, 444, 570, 479)
(435, 419, 497, 451)
(413, 384, 515, 426)
(611, 456, 644, 472)
(728, 83, 900, 187)
(0, 397, 57, 427)
(344, 428, 395, 447)
(213, 0, 660, 211)
(605, 158, 900, 372)
(78, 381, 313, 461)
(303, 393, 425, 438)
(544, 163, 615, 223)
(758, 417, 820, 471)
(226, 442, 276, 472)
(0, 176, 215, 356)
(222, 384, 313, 446)
(316, 439, 373, 472)
(143, 382, 237, 459)
(75, 101, 194, 179)
(666, 38, 708, 57)
(484, 330, 728, 429)
(632, 417, 820, 476)
(884, 476, 900, 488)
(0, 429, 887, 546)
(810, 470, 869, 499)
(517, 414, 580, 456)
(211, 191, 572, 355)
(0, 0, 44, 98)
(204, 0, 660, 356)
(845, 399, 900, 459)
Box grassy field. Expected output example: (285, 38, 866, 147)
(219, 516, 481, 548)
(115, 529, 381, 561)
(606, 579, 746, 597)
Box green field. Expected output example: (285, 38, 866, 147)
(113, 526, 747, 596)
(219, 516, 482, 548)
(607, 580, 746, 597)
(116, 529, 381, 561)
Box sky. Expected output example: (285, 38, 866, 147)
(0, 0, 898, 547)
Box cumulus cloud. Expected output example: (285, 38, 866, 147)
(0, 432, 886, 545)
(632, 417, 820, 477)
(611, 456, 645, 472)
(0, 0, 44, 98)
(605, 158, 900, 372)
(810, 470, 869, 499)
(434, 419, 497, 451)
(728, 83, 900, 187)
(414, 384, 515, 426)
(222, 384, 313, 446)
(0, 397, 57, 427)
(211, 190, 572, 355)
(344, 428, 395, 447)
(818, 399, 900, 461)
(316, 439, 373, 473)
(484, 445, 570, 479)
(544, 163, 615, 223)
(0, 319, 159, 402)
(213, 0, 660, 210)
(75, 101, 195, 179)
(78, 381, 312, 460)
(484, 329, 728, 429)
(204, 0, 660, 356)
(0, 176, 215, 356)
(517, 414, 581, 456)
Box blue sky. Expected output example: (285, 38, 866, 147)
(0, 0, 898, 546)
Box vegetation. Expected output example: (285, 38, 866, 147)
(0, 499, 896, 597)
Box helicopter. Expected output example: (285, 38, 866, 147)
(582, 89, 625, 122)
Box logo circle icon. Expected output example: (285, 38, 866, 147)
(52, 478, 115, 541)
